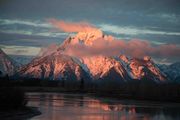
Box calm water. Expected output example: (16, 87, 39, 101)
(27, 92, 180, 120)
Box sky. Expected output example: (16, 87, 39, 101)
(0, 0, 180, 64)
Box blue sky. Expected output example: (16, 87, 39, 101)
(0, 0, 180, 63)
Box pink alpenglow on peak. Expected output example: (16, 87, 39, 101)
(143, 56, 151, 61)
(70, 29, 104, 46)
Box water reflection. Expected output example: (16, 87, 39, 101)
(27, 93, 180, 120)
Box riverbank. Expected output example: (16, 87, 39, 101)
(0, 107, 41, 120)
(19, 86, 180, 103)
(1, 78, 180, 103)
(0, 87, 41, 120)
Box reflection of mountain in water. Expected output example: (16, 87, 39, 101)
(27, 93, 180, 120)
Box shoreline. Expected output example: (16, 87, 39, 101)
(26, 92, 180, 108)
(21, 86, 180, 103)
(0, 107, 41, 120)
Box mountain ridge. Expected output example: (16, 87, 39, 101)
(16, 30, 168, 83)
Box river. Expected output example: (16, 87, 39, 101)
(27, 92, 180, 120)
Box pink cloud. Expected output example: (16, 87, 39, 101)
(48, 19, 97, 32)
(49, 19, 180, 60)
(63, 38, 180, 59)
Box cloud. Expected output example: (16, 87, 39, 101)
(38, 44, 58, 57)
(0, 19, 51, 28)
(49, 19, 98, 32)
(0, 45, 41, 56)
(99, 24, 180, 36)
(0, 18, 69, 38)
(147, 13, 179, 23)
(63, 37, 180, 59)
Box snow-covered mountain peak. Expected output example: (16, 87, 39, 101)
(81, 56, 130, 81)
(0, 48, 17, 76)
(128, 58, 166, 81)
(159, 62, 180, 82)
(0, 48, 6, 57)
(70, 29, 103, 45)
(143, 56, 151, 61)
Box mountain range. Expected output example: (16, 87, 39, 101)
(0, 29, 179, 83)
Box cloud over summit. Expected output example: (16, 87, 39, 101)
(64, 38, 180, 59)
(49, 19, 180, 60)
(49, 19, 98, 33)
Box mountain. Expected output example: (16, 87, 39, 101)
(159, 62, 180, 82)
(18, 29, 167, 83)
(0, 49, 18, 76)
(59, 30, 131, 83)
(18, 52, 90, 81)
(61, 29, 166, 82)
(118, 55, 166, 82)
(82, 56, 130, 82)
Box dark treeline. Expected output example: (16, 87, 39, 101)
(96, 81, 180, 102)
(0, 76, 180, 102)
(0, 87, 27, 110)
(0, 76, 27, 110)
(0, 75, 41, 119)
